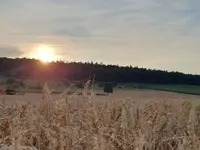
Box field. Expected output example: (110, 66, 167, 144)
(2, 89, 200, 106)
(126, 84, 200, 95)
(1, 85, 200, 150)
(113, 83, 200, 96)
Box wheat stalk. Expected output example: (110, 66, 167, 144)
(1, 88, 200, 150)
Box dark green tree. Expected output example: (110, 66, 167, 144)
(104, 83, 113, 95)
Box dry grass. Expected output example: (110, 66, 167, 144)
(0, 83, 200, 150)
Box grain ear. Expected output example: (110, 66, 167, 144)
(1, 89, 200, 150)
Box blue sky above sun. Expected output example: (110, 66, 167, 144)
(1, 0, 200, 74)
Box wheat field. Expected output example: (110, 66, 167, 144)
(1, 84, 200, 150)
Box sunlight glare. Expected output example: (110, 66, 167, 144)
(35, 45, 55, 63)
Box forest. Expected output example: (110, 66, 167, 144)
(0, 57, 200, 85)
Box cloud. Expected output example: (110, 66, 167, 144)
(0, 46, 22, 57)
(53, 25, 91, 37)
(1, 0, 200, 73)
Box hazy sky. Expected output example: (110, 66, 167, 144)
(1, 0, 200, 74)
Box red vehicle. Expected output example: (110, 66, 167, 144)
(0, 83, 6, 94)
(0, 89, 5, 94)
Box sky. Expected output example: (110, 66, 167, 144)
(1, 0, 200, 74)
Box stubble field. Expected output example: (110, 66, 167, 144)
(2, 89, 200, 105)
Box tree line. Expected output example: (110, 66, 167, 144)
(0, 57, 200, 86)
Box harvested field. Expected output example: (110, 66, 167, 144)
(2, 89, 200, 105)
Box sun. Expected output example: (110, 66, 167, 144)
(35, 45, 55, 63)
